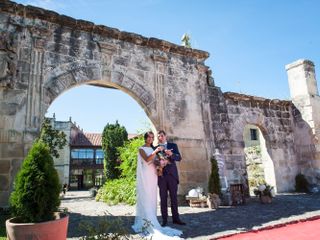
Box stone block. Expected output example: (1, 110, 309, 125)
(0, 129, 23, 143)
(180, 148, 207, 162)
(3, 89, 27, 105)
(184, 170, 208, 183)
(0, 174, 9, 190)
(0, 160, 10, 174)
(179, 159, 209, 172)
(0, 102, 18, 115)
(0, 143, 24, 158)
(0, 190, 9, 207)
(173, 139, 203, 148)
(131, 83, 145, 97)
(312, 159, 320, 169)
(113, 56, 130, 67)
(230, 141, 245, 148)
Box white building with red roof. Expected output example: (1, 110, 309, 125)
(48, 115, 138, 189)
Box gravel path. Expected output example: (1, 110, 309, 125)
(61, 191, 320, 239)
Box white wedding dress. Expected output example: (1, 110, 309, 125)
(132, 146, 183, 239)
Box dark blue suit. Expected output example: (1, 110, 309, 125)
(157, 142, 182, 223)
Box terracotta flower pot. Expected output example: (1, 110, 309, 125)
(6, 212, 69, 240)
(260, 195, 272, 204)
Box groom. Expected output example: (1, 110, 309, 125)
(157, 130, 186, 226)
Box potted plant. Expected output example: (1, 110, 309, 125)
(254, 184, 275, 204)
(6, 141, 69, 240)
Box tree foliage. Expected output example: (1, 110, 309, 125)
(102, 121, 128, 179)
(208, 156, 221, 195)
(10, 141, 61, 223)
(97, 136, 143, 205)
(118, 136, 144, 179)
(245, 146, 265, 188)
(39, 118, 67, 158)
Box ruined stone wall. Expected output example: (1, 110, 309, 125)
(208, 90, 303, 192)
(0, 1, 212, 206)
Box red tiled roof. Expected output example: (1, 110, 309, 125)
(71, 132, 102, 146)
(128, 133, 139, 139)
(71, 132, 139, 146)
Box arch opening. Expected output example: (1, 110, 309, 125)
(44, 83, 157, 189)
(243, 124, 277, 195)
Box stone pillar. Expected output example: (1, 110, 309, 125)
(0, 129, 24, 207)
(286, 59, 320, 180)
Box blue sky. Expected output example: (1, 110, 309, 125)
(15, 0, 320, 133)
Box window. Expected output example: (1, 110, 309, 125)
(250, 129, 258, 141)
(95, 169, 104, 186)
(95, 149, 104, 164)
(71, 149, 94, 159)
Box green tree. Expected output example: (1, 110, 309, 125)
(39, 118, 67, 158)
(102, 121, 128, 179)
(10, 141, 61, 223)
(208, 156, 221, 195)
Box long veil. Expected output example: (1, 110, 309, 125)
(132, 147, 183, 239)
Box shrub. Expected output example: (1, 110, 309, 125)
(97, 136, 143, 205)
(79, 212, 130, 240)
(118, 136, 144, 179)
(295, 173, 309, 193)
(9, 141, 61, 223)
(253, 184, 275, 198)
(96, 178, 136, 205)
(208, 156, 221, 195)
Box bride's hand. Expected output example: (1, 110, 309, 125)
(155, 146, 164, 153)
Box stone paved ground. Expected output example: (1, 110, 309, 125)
(61, 191, 320, 240)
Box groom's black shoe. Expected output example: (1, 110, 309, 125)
(161, 220, 167, 227)
(173, 220, 186, 225)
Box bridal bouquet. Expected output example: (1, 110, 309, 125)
(154, 151, 170, 176)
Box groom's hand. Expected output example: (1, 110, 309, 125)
(165, 149, 173, 157)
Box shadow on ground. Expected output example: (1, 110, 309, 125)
(66, 193, 320, 239)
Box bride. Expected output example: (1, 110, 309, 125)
(132, 131, 183, 239)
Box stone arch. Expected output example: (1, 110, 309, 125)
(223, 92, 300, 192)
(43, 62, 157, 127)
(228, 111, 279, 190)
(242, 123, 278, 193)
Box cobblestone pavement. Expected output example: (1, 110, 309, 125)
(61, 191, 320, 239)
